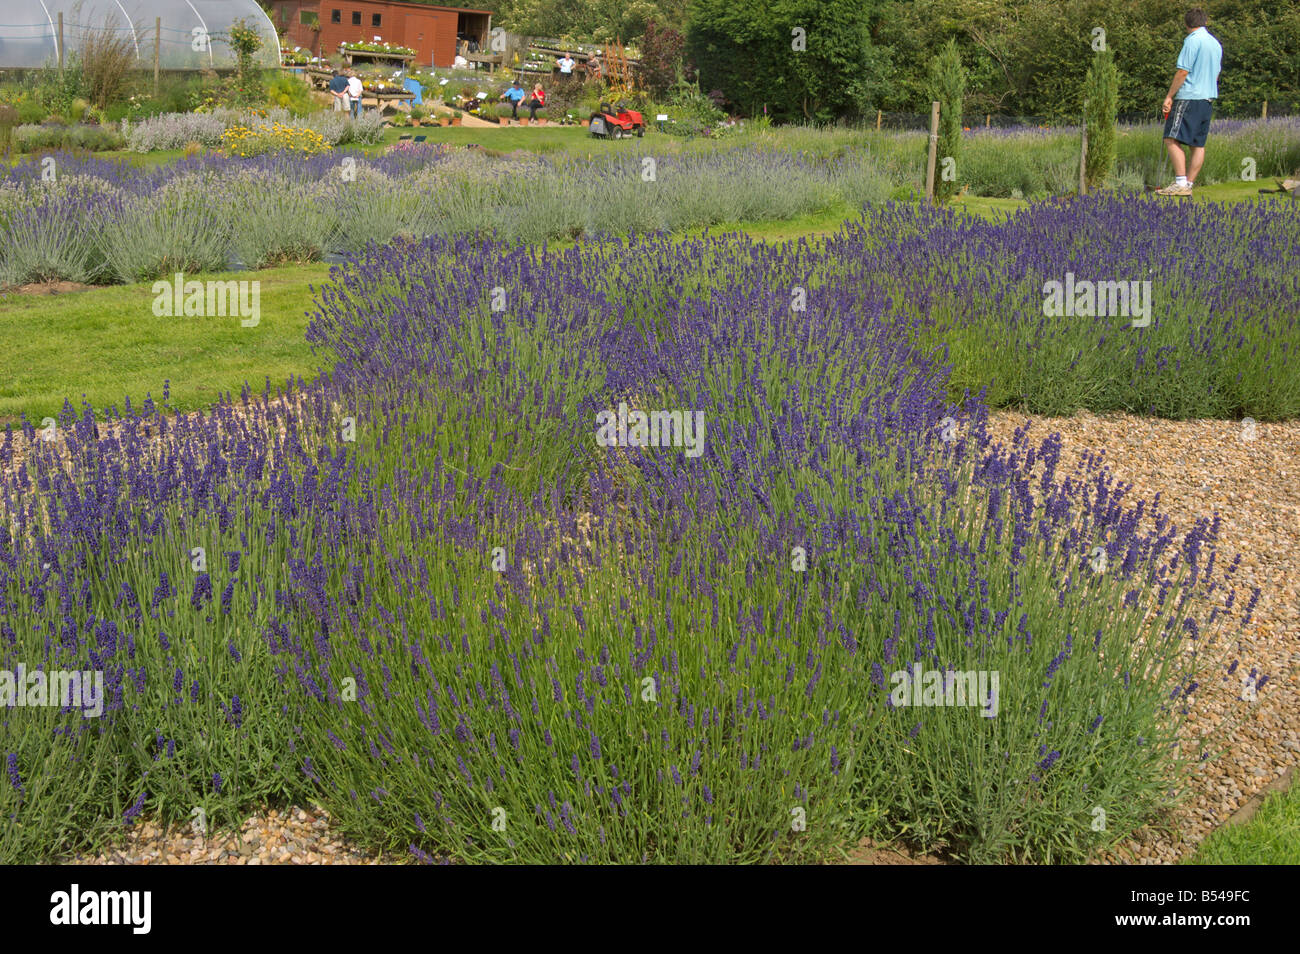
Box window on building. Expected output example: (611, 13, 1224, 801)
(300, 11, 318, 26)
(331, 10, 341, 24)
(372, 14, 382, 27)
(352, 12, 361, 25)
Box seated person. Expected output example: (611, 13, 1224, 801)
(523, 83, 546, 120)
(499, 80, 526, 118)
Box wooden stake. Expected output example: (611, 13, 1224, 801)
(925, 101, 940, 204)
(1079, 124, 1088, 195)
(154, 18, 161, 93)
(57, 13, 64, 76)
(876, 109, 881, 130)
(1261, 100, 1268, 120)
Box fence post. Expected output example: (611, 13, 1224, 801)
(154, 18, 161, 92)
(57, 13, 64, 76)
(1079, 124, 1088, 195)
(985, 113, 990, 127)
(925, 101, 940, 204)
(876, 109, 882, 130)
(1261, 100, 1267, 120)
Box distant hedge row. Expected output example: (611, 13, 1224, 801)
(686, 0, 1300, 123)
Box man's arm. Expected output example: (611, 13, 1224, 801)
(1162, 69, 1189, 113)
(1166, 69, 1189, 99)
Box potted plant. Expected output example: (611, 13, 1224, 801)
(438, 112, 450, 127)
(409, 106, 425, 127)
(451, 110, 463, 126)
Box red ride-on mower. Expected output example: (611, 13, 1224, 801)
(589, 102, 645, 139)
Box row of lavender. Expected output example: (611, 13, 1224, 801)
(0, 212, 1265, 862)
(0, 147, 890, 284)
(825, 195, 1300, 418)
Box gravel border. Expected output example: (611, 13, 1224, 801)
(67, 806, 389, 866)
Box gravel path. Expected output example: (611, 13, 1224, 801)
(67, 806, 388, 866)
(58, 410, 1300, 864)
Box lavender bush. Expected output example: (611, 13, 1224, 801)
(0, 148, 888, 282)
(122, 107, 383, 153)
(822, 196, 1300, 419)
(0, 229, 1263, 863)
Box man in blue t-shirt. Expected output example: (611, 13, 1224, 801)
(1156, 8, 1223, 196)
(499, 80, 526, 119)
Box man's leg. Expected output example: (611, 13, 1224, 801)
(1164, 138, 1187, 178)
(1186, 146, 1206, 185)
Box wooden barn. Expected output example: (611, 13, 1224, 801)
(269, 1, 492, 68)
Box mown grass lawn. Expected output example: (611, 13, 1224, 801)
(0, 264, 329, 427)
(1185, 779, 1300, 864)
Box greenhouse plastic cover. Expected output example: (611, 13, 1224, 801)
(0, 1, 281, 70)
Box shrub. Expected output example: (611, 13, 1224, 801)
(31, 62, 86, 120)
(1, 224, 1264, 863)
(123, 111, 228, 152)
(0, 179, 115, 285)
(16, 98, 46, 125)
(227, 176, 338, 267)
(228, 18, 265, 79)
(926, 38, 966, 203)
(98, 176, 233, 282)
(640, 20, 689, 96)
(1083, 48, 1120, 191)
(687, 0, 887, 123)
(122, 107, 383, 152)
(13, 123, 124, 153)
(80, 20, 136, 111)
(220, 122, 331, 158)
(0, 105, 18, 156)
(264, 72, 317, 117)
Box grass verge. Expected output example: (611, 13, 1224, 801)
(1186, 779, 1300, 864)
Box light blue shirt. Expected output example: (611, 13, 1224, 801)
(1175, 27, 1222, 100)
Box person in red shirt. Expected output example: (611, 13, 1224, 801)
(523, 83, 546, 120)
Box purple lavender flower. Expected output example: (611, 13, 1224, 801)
(123, 791, 146, 824)
(5, 753, 22, 798)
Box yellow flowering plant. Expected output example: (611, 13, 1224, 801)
(219, 121, 330, 157)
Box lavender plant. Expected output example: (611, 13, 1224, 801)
(0, 200, 1276, 864)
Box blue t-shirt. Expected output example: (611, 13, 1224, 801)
(1175, 27, 1222, 100)
(329, 75, 348, 94)
(505, 86, 525, 102)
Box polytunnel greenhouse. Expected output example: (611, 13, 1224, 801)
(0, 1, 281, 70)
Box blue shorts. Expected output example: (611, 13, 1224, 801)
(1164, 98, 1213, 148)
